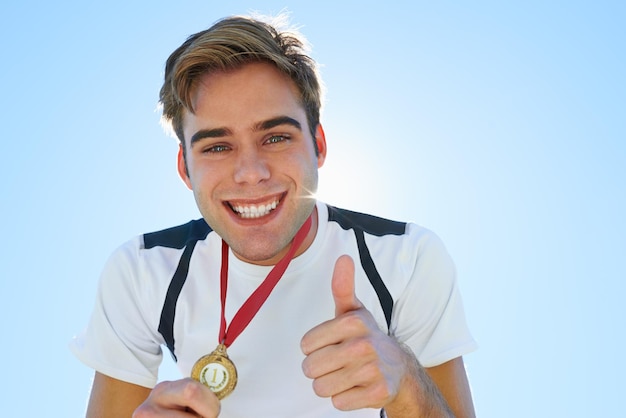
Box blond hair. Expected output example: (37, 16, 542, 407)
(159, 15, 323, 152)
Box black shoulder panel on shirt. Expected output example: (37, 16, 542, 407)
(327, 205, 406, 236)
(326, 205, 406, 330)
(143, 219, 212, 250)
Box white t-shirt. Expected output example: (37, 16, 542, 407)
(71, 202, 476, 417)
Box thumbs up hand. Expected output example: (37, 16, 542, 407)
(300, 255, 409, 412)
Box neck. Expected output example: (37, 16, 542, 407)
(232, 206, 319, 266)
(292, 206, 318, 260)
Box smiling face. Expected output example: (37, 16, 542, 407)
(178, 62, 327, 265)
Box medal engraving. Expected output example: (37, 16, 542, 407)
(191, 344, 238, 399)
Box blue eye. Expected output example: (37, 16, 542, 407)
(204, 144, 229, 153)
(267, 135, 288, 144)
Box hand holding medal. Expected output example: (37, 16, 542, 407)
(191, 215, 313, 399)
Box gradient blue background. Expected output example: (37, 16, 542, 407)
(1, 1, 624, 416)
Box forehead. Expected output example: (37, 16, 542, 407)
(189, 62, 305, 119)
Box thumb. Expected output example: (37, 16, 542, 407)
(332, 255, 363, 317)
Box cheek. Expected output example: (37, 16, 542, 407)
(185, 166, 212, 200)
(191, 183, 221, 221)
(293, 156, 320, 191)
(282, 154, 314, 181)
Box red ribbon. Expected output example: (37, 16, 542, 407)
(218, 215, 313, 347)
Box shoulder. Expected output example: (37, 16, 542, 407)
(323, 204, 442, 250)
(321, 203, 454, 287)
(99, 218, 214, 293)
(143, 218, 213, 250)
(325, 204, 407, 236)
(101, 218, 212, 269)
(321, 203, 452, 280)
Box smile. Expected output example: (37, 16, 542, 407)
(228, 197, 281, 219)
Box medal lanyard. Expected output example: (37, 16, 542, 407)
(218, 214, 313, 347)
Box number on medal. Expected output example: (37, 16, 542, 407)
(201, 363, 229, 391)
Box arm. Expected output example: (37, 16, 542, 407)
(86, 372, 151, 418)
(425, 357, 475, 418)
(383, 355, 475, 418)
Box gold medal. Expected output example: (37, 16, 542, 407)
(191, 344, 238, 400)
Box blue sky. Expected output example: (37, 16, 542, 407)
(1, 1, 624, 416)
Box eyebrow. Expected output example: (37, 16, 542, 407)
(190, 116, 303, 147)
(190, 127, 231, 147)
(254, 116, 302, 132)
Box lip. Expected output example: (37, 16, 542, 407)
(223, 192, 286, 222)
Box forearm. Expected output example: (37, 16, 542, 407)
(383, 353, 454, 418)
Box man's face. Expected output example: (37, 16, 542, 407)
(178, 61, 326, 265)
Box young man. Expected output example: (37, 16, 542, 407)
(72, 15, 477, 417)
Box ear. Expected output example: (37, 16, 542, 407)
(315, 124, 327, 168)
(177, 144, 193, 190)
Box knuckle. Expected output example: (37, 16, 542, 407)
(150, 380, 174, 398)
(312, 378, 332, 397)
(300, 335, 311, 355)
(346, 336, 375, 358)
(132, 403, 158, 418)
(181, 379, 203, 402)
(331, 395, 351, 411)
(371, 380, 393, 406)
(340, 311, 363, 330)
(359, 361, 381, 381)
(301, 358, 314, 378)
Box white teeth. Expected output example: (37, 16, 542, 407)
(232, 200, 279, 218)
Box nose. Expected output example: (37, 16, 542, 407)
(233, 146, 270, 185)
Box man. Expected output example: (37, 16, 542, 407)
(72, 15, 477, 417)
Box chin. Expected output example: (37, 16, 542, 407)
(226, 237, 286, 264)
(235, 249, 284, 265)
